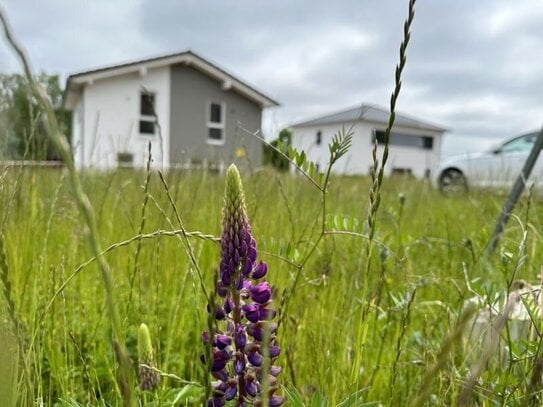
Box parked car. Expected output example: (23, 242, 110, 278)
(435, 131, 541, 193)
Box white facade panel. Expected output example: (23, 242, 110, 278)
(71, 99, 84, 169)
(76, 67, 171, 169)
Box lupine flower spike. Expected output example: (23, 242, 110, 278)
(202, 164, 283, 407)
(138, 323, 161, 391)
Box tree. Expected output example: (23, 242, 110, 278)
(263, 128, 291, 171)
(0, 73, 71, 160)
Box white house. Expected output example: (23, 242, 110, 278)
(63, 51, 278, 170)
(290, 105, 447, 178)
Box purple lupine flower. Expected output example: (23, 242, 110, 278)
(247, 350, 263, 367)
(252, 261, 268, 279)
(202, 164, 283, 406)
(242, 303, 260, 323)
(213, 334, 232, 350)
(250, 282, 272, 304)
(270, 395, 286, 406)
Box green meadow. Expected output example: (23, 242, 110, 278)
(1, 166, 542, 406)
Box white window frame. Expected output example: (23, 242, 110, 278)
(139, 90, 157, 137)
(206, 101, 226, 145)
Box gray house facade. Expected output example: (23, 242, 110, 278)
(169, 63, 263, 169)
(64, 51, 278, 170)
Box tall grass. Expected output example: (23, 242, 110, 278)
(2, 1, 543, 405)
(1, 166, 542, 405)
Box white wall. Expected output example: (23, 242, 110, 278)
(291, 122, 443, 178)
(75, 67, 171, 169)
(71, 99, 84, 168)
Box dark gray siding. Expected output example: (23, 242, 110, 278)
(169, 64, 263, 169)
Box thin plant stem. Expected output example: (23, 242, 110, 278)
(0, 232, 33, 399)
(365, 0, 416, 275)
(0, 9, 135, 405)
(157, 170, 211, 304)
(126, 142, 153, 318)
(410, 307, 475, 407)
(355, 0, 416, 393)
(237, 124, 323, 191)
(39, 228, 218, 324)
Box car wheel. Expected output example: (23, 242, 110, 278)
(439, 169, 467, 194)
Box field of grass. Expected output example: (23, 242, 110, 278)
(1, 165, 543, 406)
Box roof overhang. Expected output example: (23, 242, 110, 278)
(63, 51, 279, 110)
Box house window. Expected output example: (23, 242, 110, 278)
(139, 92, 156, 135)
(117, 152, 134, 168)
(207, 101, 225, 144)
(316, 131, 322, 145)
(392, 168, 413, 176)
(374, 129, 434, 150)
(423, 137, 433, 150)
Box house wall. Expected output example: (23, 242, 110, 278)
(291, 122, 443, 178)
(71, 98, 84, 167)
(169, 64, 263, 169)
(76, 67, 171, 169)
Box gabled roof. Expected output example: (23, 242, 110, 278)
(291, 104, 447, 132)
(63, 50, 279, 110)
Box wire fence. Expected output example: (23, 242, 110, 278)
(1, 160, 64, 167)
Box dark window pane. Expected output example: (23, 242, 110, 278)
(392, 168, 413, 175)
(316, 131, 322, 145)
(208, 127, 223, 140)
(139, 120, 155, 134)
(376, 129, 434, 149)
(375, 130, 386, 144)
(141, 93, 155, 116)
(117, 152, 134, 167)
(423, 137, 433, 150)
(210, 103, 222, 123)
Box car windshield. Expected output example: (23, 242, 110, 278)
(498, 134, 536, 153)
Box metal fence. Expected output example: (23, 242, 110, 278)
(1, 160, 64, 167)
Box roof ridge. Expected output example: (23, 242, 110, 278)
(67, 50, 194, 78)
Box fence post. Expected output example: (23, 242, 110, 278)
(486, 126, 543, 254)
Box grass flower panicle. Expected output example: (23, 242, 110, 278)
(203, 164, 283, 407)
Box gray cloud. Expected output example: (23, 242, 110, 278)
(1, 0, 542, 156)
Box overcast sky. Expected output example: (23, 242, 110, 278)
(1, 0, 542, 156)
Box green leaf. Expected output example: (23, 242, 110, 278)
(296, 150, 306, 167)
(333, 214, 340, 230)
(328, 127, 354, 165)
(283, 387, 306, 407)
(337, 388, 376, 407)
(171, 384, 204, 405)
(308, 161, 315, 178)
(310, 391, 328, 407)
(343, 217, 349, 231)
(288, 146, 296, 159)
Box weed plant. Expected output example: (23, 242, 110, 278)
(3, 0, 543, 405)
(2, 166, 543, 405)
